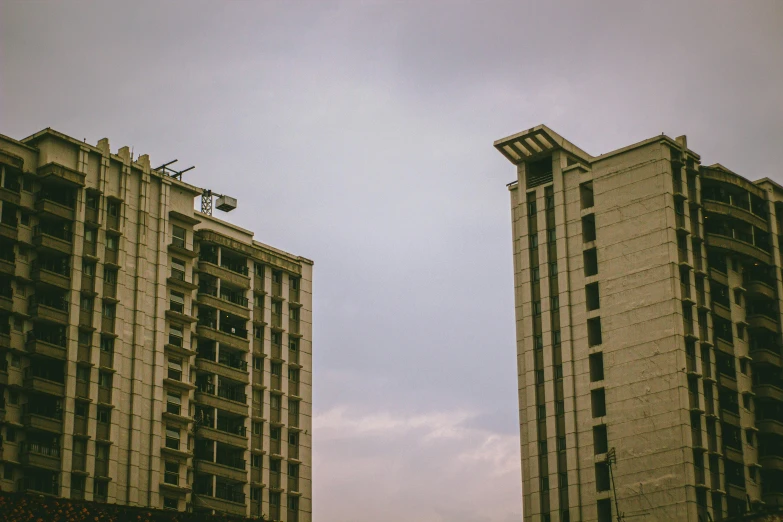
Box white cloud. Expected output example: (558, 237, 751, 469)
(313, 407, 522, 522)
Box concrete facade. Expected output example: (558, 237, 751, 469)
(496, 126, 783, 521)
(0, 128, 313, 522)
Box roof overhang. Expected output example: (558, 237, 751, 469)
(494, 125, 592, 165)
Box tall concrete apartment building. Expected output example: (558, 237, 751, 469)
(496, 126, 783, 522)
(0, 128, 313, 522)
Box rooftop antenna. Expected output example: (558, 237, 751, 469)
(201, 189, 237, 216)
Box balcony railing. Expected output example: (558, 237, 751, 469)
(33, 225, 72, 243)
(22, 403, 63, 420)
(214, 485, 245, 504)
(199, 286, 249, 307)
(216, 419, 247, 437)
(23, 441, 61, 458)
(215, 454, 246, 470)
(32, 259, 70, 277)
(18, 476, 58, 495)
(36, 190, 76, 209)
(197, 383, 247, 404)
(29, 295, 68, 312)
(221, 261, 249, 276)
(27, 329, 67, 348)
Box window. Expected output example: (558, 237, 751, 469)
(273, 271, 282, 284)
(171, 258, 186, 280)
(558, 472, 568, 488)
(547, 229, 556, 243)
(15, 284, 25, 297)
(102, 303, 115, 318)
(743, 394, 752, 410)
(77, 366, 90, 382)
(271, 362, 282, 376)
(548, 262, 558, 277)
(163, 497, 178, 510)
(106, 235, 118, 251)
(734, 289, 742, 305)
(580, 181, 594, 209)
(582, 214, 597, 242)
(165, 427, 180, 450)
(86, 192, 99, 209)
(739, 358, 747, 374)
(597, 498, 612, 522)
(593, 424, 608, 454)
(595, 461, 611, 491)
(749, 466, 757, 482)
(252, 454, 262, 468)
(167, 358, 183, 381)
(591, 388, 606, 417)
(291, 277, 299, 291)
(533, 301, 542, 315)
(169, 324, 184, 347)
(255, 263, 265, 277)
(586, 282, 600, 311)
(538, 440, 548, 454)
(107, 200, 120, 217)
(551, 296, 559, 311)
(9, 390, 18, 405)
(745, 429, 755, 447)
(172, 225, 186, 248)
(557, 436, 566, 452)
(552, 330, 561, 346)
(100, 336, 114, 352)
(6, 427, 15, 442)
(75, 402, 88, 418)
(737, 324, 745, 341)
(587, 317, 603, 346)
(167, 392, 182, 415)
(253, 422, 263, 435)
(271, 426, 281, 441)
(85, 228, 95, 243)
(254, 325, 263, 339)
(254, 294, 264, 308)
(589, 353, 605, 381)
(95, 481, 108, 498)
(4, 464, 13, 480)
(584, 248, 598, 276)
(537, 405, 546, 420)
(251, 487, 262, 501)
(529, 233, 539, 249)
(527, 198, 537, 216)
(164, 461, 179, 485)
(253, 357, 263, 370)
(170, 291, 185, 313)
(532, 266, 540, 281)
(534, 335, 544, 351)
(84, 262, 95, 276)
(540, 476, 549, 492)
(535, 369, 544, 384)
(81, 296, 93, 311)
(554, 365, 563, 380)
(555, 400, 565, 415)
(98, 371, 112, 388)
(20, 213, 29, 226)
(72, 475, 86, 496)
(97, 407, 111, 424)
(11, 353, 20, 367)
(271, 331, 281, 345)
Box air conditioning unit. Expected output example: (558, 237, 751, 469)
(215, 195, 237, 212)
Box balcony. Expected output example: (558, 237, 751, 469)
(705, 231, 772, 265)
(196, 354, 249, 384)
(168, 268, 198, 291)
(760, 453, 783, 472)
(17, 476, 59, 496)
(195, 383, 248, 416)
(0, 174, 21, 205)
(747, 313, 779, 333)
(20, 442, 62, 471)
(37, 162, 85, 186)
(703, 199, 768, 230)
(168, 237, 198, 259)
(755, 382, 783, 403)
(0, 218, 17, 241)
(35, 193, 76, 221)
(197, 287, 250, 319)
(26, 330, 67, 360)
(22, 404, 63, 433)
(751, 347, 783, 368)
(0, 248, 14, 275)
(24, 368, 66, 397)
(196, 323, 249, 352)
(193, 489, 247, 515)
(199, 424, 248, 449)
(746, 279, 776, 300)
(32, 226, 73, 254)
(31, 260, 71, 290)
(198, 261, 250, 290)
(29, 295, 69, 325)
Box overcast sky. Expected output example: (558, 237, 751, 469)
(2, 1, 782, 521)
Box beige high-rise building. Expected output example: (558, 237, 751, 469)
(495, 126, 783, 522)
(0, 128, 313, 521)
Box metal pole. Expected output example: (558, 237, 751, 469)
(607, 448, 622, 521)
